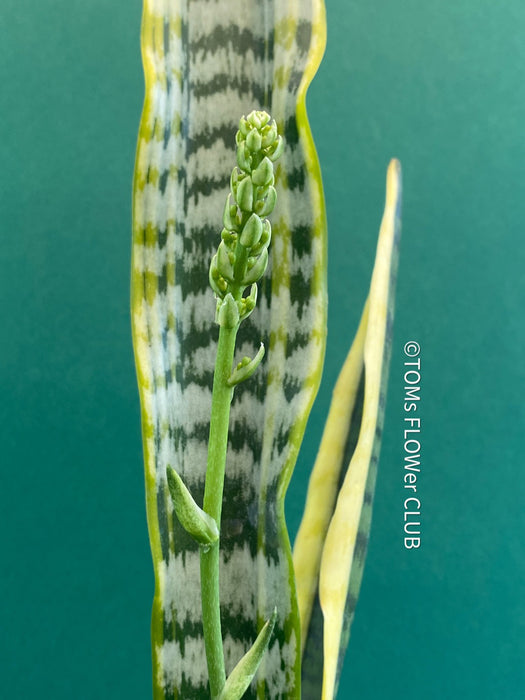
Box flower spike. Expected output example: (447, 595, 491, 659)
(210, 110, 282, 328)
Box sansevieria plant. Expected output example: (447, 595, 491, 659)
(131, 1, 402, 699)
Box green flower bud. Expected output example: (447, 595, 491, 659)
(230, 166, 241, 194)
(242, 248, 268, 285)
(246, 110, 262, 130)
(223, 194, 236, 230)
(249, 220, 271, 256)
(240, 213, 263, 247)
(261, 121, 278, 148)
(268, 135, 284, 162)
(238, 116, 249, 137)
(209, 256, 224, 297)
(218, 293, 240, 328)
(247, 282, 258, 304)
(252, 156, 274, 186)
(237, 283, 258, 322)
(217, 241, 234, 281)
(236, 141, 251, 172)
(236, 176, 254, 212)
(261, 219, 271, 244)
(246, 128, 262, 153)
(255, 186, 277, 217)
(221, 228, 236, 248)
(245, 282, 258, 311)
(257, 110, 270, 127)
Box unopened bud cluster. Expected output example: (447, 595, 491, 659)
(210, 111, 283, 328)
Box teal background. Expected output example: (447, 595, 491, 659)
(1, 1, 524, 698)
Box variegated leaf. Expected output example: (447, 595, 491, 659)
(132, 1, 327, 697)
(293, 160, 402, 699)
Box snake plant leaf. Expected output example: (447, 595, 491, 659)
(293, 160, 402, 700)
(132, 1, 327, 697)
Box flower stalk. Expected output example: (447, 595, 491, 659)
(168, 110, 282, 699)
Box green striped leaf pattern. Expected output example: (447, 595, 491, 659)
(132, 1, 327, 697)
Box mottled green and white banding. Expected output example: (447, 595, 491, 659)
(132, 1, 327, 698)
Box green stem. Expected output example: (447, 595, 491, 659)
(200, 322, 238, 698)
(200, 110, 282, 698)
